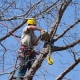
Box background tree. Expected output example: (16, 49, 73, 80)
(0, 0, 80, 80)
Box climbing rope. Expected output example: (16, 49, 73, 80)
(46, 43, 54, 65)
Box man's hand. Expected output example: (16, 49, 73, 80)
(40, 30, 50, 41)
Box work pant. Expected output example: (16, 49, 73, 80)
(16, 55, 36, 80)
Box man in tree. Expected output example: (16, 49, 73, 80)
(17, 18, 44, 80)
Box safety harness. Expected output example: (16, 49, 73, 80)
(18, 45, 36, 58)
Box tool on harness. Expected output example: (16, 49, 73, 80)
(40, 30, 50, 41)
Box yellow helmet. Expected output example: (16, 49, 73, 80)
(27, 18, 37, 25)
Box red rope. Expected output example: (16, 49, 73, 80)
(0, 22, 21, 44)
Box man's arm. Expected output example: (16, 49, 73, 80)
(33, 35, 41, 46)
(27, 25, 45, 45)
(27, 26, 42, 31)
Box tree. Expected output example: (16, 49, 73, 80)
(0, 0, 80, 80)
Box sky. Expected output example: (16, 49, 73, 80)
(0, 0, 80, 80)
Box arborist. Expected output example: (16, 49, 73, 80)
(16, 18, 49, 80)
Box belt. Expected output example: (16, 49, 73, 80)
(21, 45, 33, 50)
(18, 45, 35, 58)
(21, 45, 27, 48)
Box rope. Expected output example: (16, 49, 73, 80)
(0, 22, 21, 44)
(46, 43, 54, 65)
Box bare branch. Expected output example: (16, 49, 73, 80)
(49, 0, 72, 39)
(0, 1, 15, 15)
(0, 20, 26, 42)
(52, 39, 80, 51)
(56, 57, 80, 80)
(0, 43, 6, 51)
(53, 19, 80, 42)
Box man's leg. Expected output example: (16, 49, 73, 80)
(28, 55, 35, 70)
(16, 57, 28, 80)
(27, 56, 35, 80)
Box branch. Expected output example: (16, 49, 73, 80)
(56, 57, 80, 80)
(53, 19, 80, 42)
(0, 0, 42, 21)
(0, 1, 15, 15)
(49, 0, 72, 39)
(33, 0, 59, 18)
(0, 20, 26, 42)
(0, 43, 6, 51)
(52, 39, 80, 51)
(0, 73, 10, 76)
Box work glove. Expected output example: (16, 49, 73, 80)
(40, 30, 50, 41)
